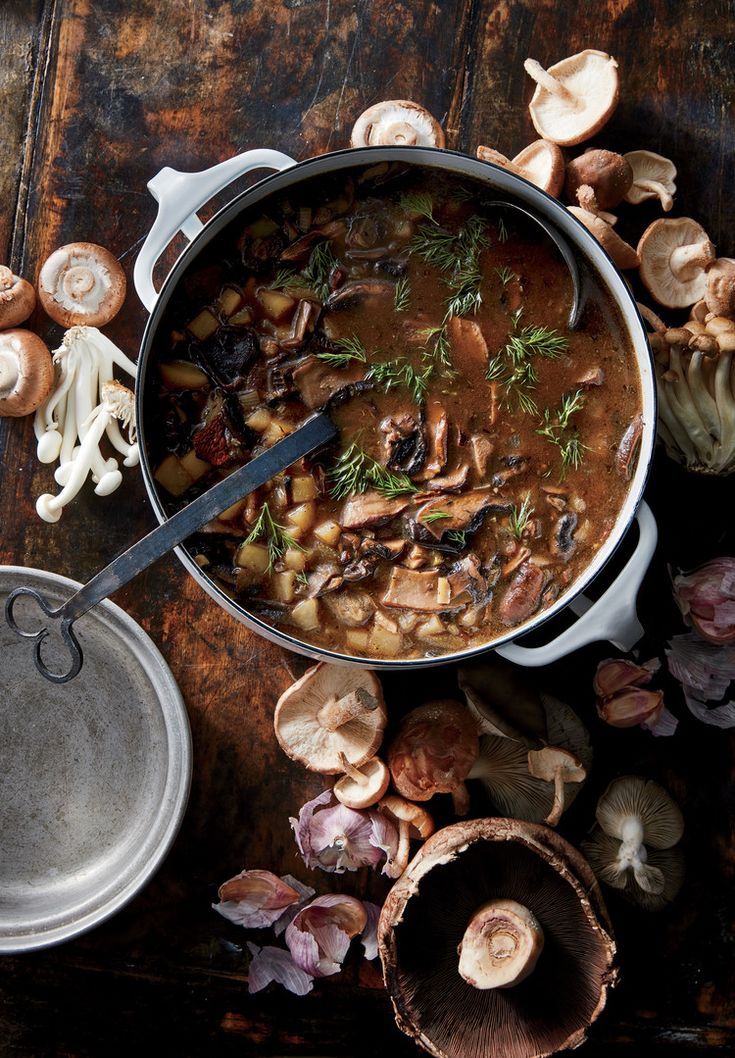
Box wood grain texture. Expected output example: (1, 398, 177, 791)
(1, 1, 734, 1055)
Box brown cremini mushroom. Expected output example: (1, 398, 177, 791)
(274, 663, 387, 773)
(0, 266, 36, 329)
(524, 50, 619, 146)
(638, 218, 716, 308)
(38, 242, 126, 327)
(0, 329, 54, 417)
(623, 150, 677, 211)
(705, 258, 735, 318)
(565, 149, 633, 210)
(379, 818, 617, 1058)
(569, 186, 640, 270)
(379, 795, 435, 878)
(476, 140, 565, 196)
(387, 699, 479, 815)
(333, 754, 390, 809)
(527, 746, 586, 826)
(350, 100, 445, 148)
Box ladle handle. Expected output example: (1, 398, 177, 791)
(495, 502, 657, 667)
(5, 413, 336, 683)
(133, 148, 297, 312)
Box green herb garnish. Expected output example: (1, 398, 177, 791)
(269, 267, 306, 293)
(295, 570, 309, 586)
(446, 529, 467, 548)
(508, 494, 534, 540)
(420, 510, 452, 524)
(243, 503, 304, 572)
(497, 216, 509, 244)
(303, 240, 338, 301)
(316, 334, 368, 368)
(400, 191, 435, 221)
(328, 444, 418, 500)
(419, 325, 454, 373)
(366, 357, 433, 405)
(394, 276, 411, 313)
(495, 266, 515, 288)
(537, 389, 588, 476)
(486, 324, 568, 416)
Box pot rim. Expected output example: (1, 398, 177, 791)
(135, 145, 656, 669)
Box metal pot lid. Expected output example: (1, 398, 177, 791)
(0, 566, 191, 952)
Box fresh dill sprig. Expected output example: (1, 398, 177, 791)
(243, 503, 304, 572)
(419, 325, 454, 373)
(497, 216, 509, 244)
(400, 191, 435, 221)
(537, 389, 588, 476)
(270, 267, 305, 292)
(394, 276, 411, 313)
(410, 213, 488, 325)
(446, 529, 467, 548)
(486, 324, 569, 415)
(316, 334, 368, 368)
(420, 509, 452, 524)
(366, 357, 433, 404)
(295, 570, 309, 587)
(303, 240, 338, 301)
(450, 185, 475, 204)
(410, 223, 458, 269)
(328, 443, 418, 500)
(511, 306, 524, 328)
(508, 494, 534, 540)
(495, 266, 515, 288)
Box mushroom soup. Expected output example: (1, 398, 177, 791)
(145, 163, 642, 660)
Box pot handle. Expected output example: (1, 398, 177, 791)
(133, 148, 298, 312)
(495, 501, 657, 668)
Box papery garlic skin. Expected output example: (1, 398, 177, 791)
(213, 869, 304, 930)
(673, 558, 735, 644)
(285, 894, 367, 977)
(290, 790, 398, 874)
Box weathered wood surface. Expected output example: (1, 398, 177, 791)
(0, 1, 734, 1054)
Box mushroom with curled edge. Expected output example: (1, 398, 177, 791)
(333, 754, 390, 809)
(568, 186, 640, 270)
(565, 149, 633, 210)
(476, 141, 565, 197)
(386, 699, 480, 815)
(38, 242, 126, 327)
(523, 50, 620, 146)
(582, 776, 685, 911)
(274, 663, 387, 773)
(0, 266, 36, 329)
(350, 100, 446, 149)
(623, 150, 677, 211)
(527, 746, 586, 826)
(705, 258, 735, 319)
(638, 218, 716, 309)
(378, 795, 435, 879)
(0, 330, 54, 417)
(378, 818, 618, 1058)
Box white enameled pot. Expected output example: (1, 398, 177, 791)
(133, 146, 657, 669)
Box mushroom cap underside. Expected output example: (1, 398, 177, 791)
(526, 50, 619, 147)
(379, 819, 616, 1058)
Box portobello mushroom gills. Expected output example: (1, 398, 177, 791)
(379, 819, 617, 1058)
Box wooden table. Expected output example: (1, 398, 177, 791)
(1, 1, 734, 1054)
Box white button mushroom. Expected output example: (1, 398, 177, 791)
(350, 100, 445, 148)
(623, 150, 677, 211)
(524, 49, 620, 146)
(0, 329, 54, 417)
(476, 139, 565, 196)
(38, 242, 127, 327)
(0, 266, 36, 329)
(638, 217, 716, 308)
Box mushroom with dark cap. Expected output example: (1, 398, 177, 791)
(378, 818, 618, 1058)
(351, 100, 445, 148)
(565, 149, 633, 210)
(387, 699, 480, 815)
(582, 776, 685, 911)
(0, 266, 36, 329)
(523, 50, 619, 146)
(274, 663, 387, 773)
(0, 330, 54, 417)
(623, 150, 677, 211)
(476, 141, 565, 197)
(38, 242, 127, 327)
(379, 795, 435, 879)
(638, 218, 716, 308)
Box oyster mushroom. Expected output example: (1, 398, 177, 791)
(476, 140, 565, 196)
(582, 776, 685, 911)
(565, 149, 633, 210)
(0, 266, 36, 329)
(379, 795, 435, 878)
(333, 754, 390, 809)
(623, 150, 677, 211)
(638, 218, 716, 308)
(705, 258, 735, 318)
(0, 329, 54, 417)
(386, 699, 479, 815)
(38, 242, 126, 327)
(568, 186, 640, 269)
(523, 50, 619, 146)
(274, 663, 387, 773)
(350, 100, 445, 148)
(378, 818, 617, 1058)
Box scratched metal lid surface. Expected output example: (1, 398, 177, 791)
(0, 566, 191, 952)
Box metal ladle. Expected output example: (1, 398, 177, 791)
(5, 413, 336, 684)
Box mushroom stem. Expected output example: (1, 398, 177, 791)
(670, 243, 715, 280)
(523, 59, 575, 102)
(636, 179, 673, 210)
(317, 686, 377, 731)
(451, 781, 470, 816)
(337, 751, 369, 785)
(457, 898, 545, 989)
(388, 820, 411, 878)
(545, 768, 567, 826)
